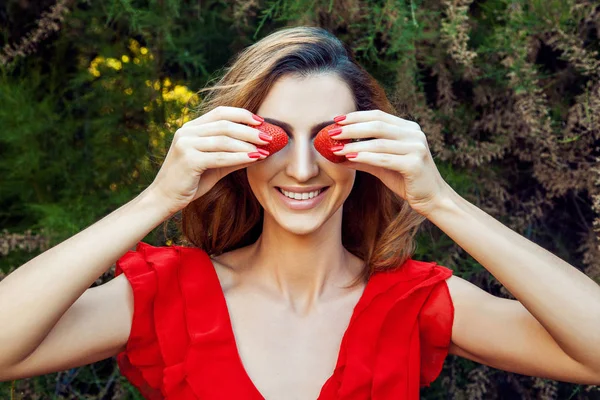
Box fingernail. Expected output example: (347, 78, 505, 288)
(257, 148, 270, 156)
(330, 145, 344, 152)
(248, 152, 262, 158)
(334, 115, 346, 123)
(253, 114, 264, 122)
(345, 152, 358, 159)
(259, 132, 273, 141)
(328, 128, 342, 137)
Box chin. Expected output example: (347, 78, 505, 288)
(274, 215, 327, 236)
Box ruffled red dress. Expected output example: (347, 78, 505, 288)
(114, 241, 454, 399)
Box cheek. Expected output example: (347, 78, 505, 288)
(324, 168, 355, 196)
(332, 167, 356, 184)
(245, 160, 277, 193)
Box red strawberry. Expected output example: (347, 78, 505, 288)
(314, 123, 351, 163)
(246, 121, 288, 155)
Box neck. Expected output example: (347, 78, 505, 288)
(246, 208, 363, 314)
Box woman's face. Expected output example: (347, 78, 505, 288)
(247, 73, 357, 235)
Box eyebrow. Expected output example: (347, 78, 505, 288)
(262, 118, 333, 137)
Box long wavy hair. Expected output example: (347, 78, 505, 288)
(166, 26, 427, 285)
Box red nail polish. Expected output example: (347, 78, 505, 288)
(257, 148, 270, 156)
(334, 115, 346, 123)
(345, 152, 358, 159)
(330, 145, 344, 152)
(253, 114, 264, 122)
(248, 152, 262, 158)
(328, 128, 342, 137)
(259, 132, 273, 141)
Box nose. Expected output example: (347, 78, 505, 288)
(284, 137, 320, 182)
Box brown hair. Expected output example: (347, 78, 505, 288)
(168, 26, 426, 285)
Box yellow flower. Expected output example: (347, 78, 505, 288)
(121, 55, 130, 63)
(128, 39, 140, 53)
(162, 85, 197, 104)
(140, 47, 149, 55)
(124, 88, 133, 95)
(105, 58, 122, 71)
(87, 55, 105, 77)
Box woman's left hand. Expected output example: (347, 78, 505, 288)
(331, 110, 452, 217)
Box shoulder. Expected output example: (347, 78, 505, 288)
(443, 273, 485, 306)
(394, 258, 453, 282)
(208, 246, 257, 291)
(116, 241, 220, 285)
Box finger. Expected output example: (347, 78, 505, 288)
(177, 135, 259, 154)
(184, 106, 263, 128)
(218, 160, 262, 177)
(328, 120, 418, 141)
(342, 151, 419, 173)
(332, 139, 425, 156)
(334, 109, 421, 130)
(177, 119, 270, 146)
(190, 150, 264, 172)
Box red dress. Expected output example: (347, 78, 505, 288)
(114, 241, 454, 399)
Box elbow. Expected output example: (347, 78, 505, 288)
(0, 364, 15, 382)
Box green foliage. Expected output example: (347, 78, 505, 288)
(1, 0, 599, 398)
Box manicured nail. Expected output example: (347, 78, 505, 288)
(248, 152, 262, 158)
(334, 115, 346, 122)
(328, 128, 342, 137)
(259, 132, 273, 141)
(253, 114, 264, 122)
(330, 145, 344, 152)
(257, 148, 270, 156)
(345, 152, 358, 159)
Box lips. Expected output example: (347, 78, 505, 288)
(277, 186, 327, 198)
(275, 186, 329, 210)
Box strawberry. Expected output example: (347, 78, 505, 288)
(247, 121, 288, 155)
(314, 122, 351, 163)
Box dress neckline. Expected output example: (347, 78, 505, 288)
(205, 256, 370, 399)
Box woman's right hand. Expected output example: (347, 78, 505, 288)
(146, 106, 271, 215)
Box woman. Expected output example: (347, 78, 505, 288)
(1, 26, 599, 399)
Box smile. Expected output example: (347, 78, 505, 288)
(274, 187, 330, 210)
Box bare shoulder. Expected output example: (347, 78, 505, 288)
(209, 247, 250, 291)
(443, 274, 469, 298)
(442, 274, 492, 354)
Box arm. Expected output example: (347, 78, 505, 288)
(427, 186, 600, 381)
(0, 187, 172, 368)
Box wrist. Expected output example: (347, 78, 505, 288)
(423, 185, 461, 221)
(137, 186, 178, 220)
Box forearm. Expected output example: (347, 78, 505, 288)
(0, 187, 173, 367)
(427, 185, 600, 370)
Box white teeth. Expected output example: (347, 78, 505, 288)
(280, 188, 323, 200)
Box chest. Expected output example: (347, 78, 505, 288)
(223, 286, 362, 400)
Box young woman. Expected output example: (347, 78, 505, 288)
(1, 26, 599, 399)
